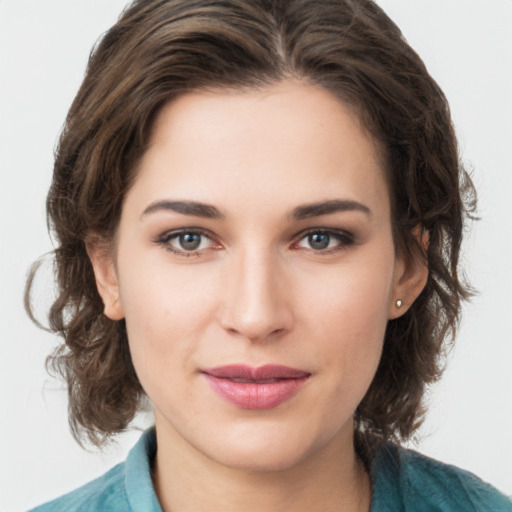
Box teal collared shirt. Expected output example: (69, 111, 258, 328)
(370, 443, 511, 512)
(31, 429, 161, 512)
(31, 428, 511, 512)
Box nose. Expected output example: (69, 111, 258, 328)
(218, 247, 294, 343)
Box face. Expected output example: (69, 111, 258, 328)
(91, 81, 423, 472)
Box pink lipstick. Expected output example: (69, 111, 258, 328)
(202, 364, 310, 410)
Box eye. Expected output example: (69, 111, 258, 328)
(155, 229, 217, 257)
(296, 229, 354, 253)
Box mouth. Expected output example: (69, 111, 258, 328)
(201, 365, 311, 410)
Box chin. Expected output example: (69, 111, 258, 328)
(212, 443, 313, 473)
(199, 421, 337, 474)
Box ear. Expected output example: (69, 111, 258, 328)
(388, 228, 429, 319)
(86, 241, 125, 321)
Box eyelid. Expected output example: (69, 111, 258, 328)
(154, 227, 220, 257)
(293, 227, 356, 253)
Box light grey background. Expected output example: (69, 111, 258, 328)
(1, 1, 511, 510)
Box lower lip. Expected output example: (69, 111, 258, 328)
(203, 374, 309, 410)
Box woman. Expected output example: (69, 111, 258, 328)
(25, 0, 511, 510)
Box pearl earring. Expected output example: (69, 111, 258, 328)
(396, 299, 403, 308)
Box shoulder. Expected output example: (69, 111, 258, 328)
(399, 447, 512, 512)
(29, 463, 130, 512)
(29, 428, 161, 512)
(371, 443, 512, 512)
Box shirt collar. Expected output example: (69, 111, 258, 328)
(124, 427, 163, 512)
(125, 427, 402, 512)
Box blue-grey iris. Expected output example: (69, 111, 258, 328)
(309, 233, 330, 250)
(180, 233, 202, 250)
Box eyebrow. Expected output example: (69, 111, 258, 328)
(289, 199, 371, 220)
(141, 199, 371, 221)
(141, 200, 226, 219)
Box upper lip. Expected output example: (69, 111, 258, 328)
(202, 364, 310, 381)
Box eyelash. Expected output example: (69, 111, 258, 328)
(296, 228, 355, 254)
(154, 227, 355, 258)
(155, 229, 217, 258)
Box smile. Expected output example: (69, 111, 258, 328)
(202, 365, 311, 410)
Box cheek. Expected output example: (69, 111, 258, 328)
(116, 251, 223, 385)
(300, 250, 394, 379)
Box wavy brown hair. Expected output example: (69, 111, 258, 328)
(26, 0, 476, 451)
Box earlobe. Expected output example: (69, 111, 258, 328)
(388, 229, 429, 320)
(86, 242, 125, 321)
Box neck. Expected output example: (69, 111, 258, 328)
(152, 418, 371, 512)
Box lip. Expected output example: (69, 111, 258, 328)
(202, 364, 311, 410)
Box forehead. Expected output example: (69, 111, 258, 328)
(127, 80, 391, 222)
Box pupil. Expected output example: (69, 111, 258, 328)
(309, 233, 330, 250)
(180, 233, 201, 250)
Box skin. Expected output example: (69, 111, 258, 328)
(89, 80, 427, 512)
